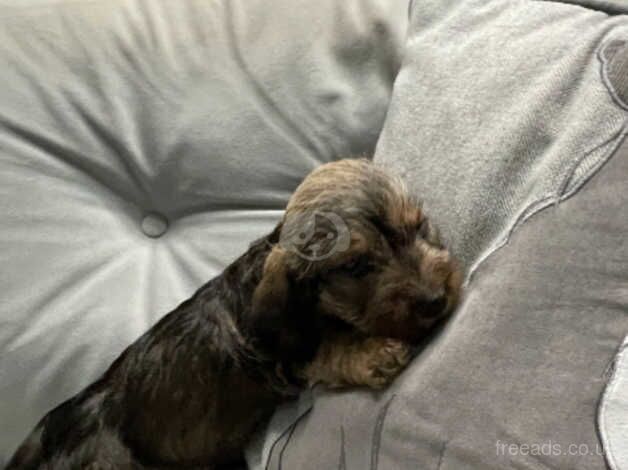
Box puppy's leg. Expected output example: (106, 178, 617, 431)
(301, 333, 411, 389)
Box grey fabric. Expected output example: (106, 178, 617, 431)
(262, 1, 628, 469)
(379, 0, 628, 277)
(600, 335, 628, 470)
(0, 0, 409, 461)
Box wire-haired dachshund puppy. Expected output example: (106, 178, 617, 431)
(8, 158, 462, 469)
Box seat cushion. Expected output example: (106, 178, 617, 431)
(0, 0, 408, 461)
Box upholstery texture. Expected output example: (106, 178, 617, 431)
(381, 0, 628, 276)
(261, 1, 628, 469)
(0, 0, 409, 462)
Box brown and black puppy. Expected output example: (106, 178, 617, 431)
(7, 159, 461, 469)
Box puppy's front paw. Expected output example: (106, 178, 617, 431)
(361, 338, 412, 389)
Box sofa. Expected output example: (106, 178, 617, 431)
(1, 0, 627, 469)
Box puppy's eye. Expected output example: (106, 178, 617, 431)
(341, 256, 373, 278)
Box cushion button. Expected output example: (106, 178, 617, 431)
(141, 212, 169, 238)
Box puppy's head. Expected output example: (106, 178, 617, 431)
(253, 159, 461, 348)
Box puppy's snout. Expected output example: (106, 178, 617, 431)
(411, 296, 447, 319)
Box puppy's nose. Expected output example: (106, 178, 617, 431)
(412, 296, 447, 318)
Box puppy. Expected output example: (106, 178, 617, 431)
(7, 158, 461, 469)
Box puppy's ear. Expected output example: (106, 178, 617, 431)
(251, 246, 294, 356)
(252, 246, 291, 321)
(251, 246, 321, 362)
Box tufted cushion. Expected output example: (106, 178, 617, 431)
(0, 0, 408, 461)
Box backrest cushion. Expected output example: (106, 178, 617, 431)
(0, 0, 408, 460)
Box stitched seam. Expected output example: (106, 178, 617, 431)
(435, 441, 447, 470)
(277, 418, 297, 470)
(370, 394, 396, 470)
(557, 38, 628, 202)
(338, 425, 347, 470)
(264, 404, 313, 470)
(561, 123, 628, 204)
(598, 39, 628, 110)
(408, 0, 415, 19)
(557, 121, 627, 198)
(465, 196, 554, 287)
(466, 125, 625, 288)
(529, 0, 627, 16)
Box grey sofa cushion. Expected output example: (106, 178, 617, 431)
(380, 0, 628, 276)
(0, 0, 408, 462)
(260, 1, 628, 468)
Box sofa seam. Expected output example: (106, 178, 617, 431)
(264, 404, 313, 470)
(466, 120, 626, 288)
(557, 119, 628, 199)
(598, 39, 628, 110)
(370, 394, 396, 470)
